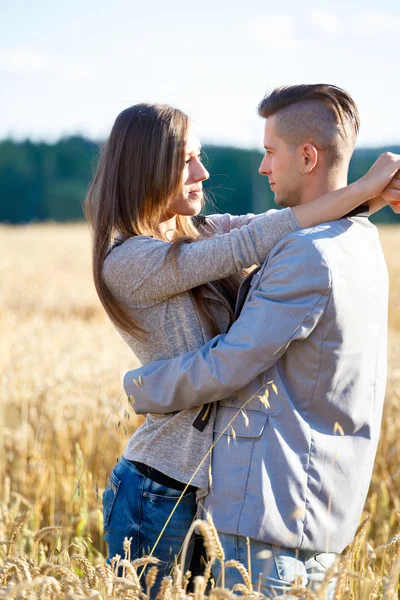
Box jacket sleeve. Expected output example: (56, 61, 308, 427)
(124, 233, 332, 413)
(102, 208, 299, 308)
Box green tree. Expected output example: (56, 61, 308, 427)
(0, 138, 398, 224)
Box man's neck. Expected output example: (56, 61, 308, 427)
(297, 171, 348, 206)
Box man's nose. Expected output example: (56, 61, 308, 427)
(259, 156, 270, 176)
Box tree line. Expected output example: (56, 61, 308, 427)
(0, 137, 399, 224)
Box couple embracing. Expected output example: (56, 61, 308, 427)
(84, 83, 400, 598)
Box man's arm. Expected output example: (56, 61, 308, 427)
(124, 233, 332, 414)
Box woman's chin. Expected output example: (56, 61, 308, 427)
(169, 193, 204, 217)
(179, 200, 203, 216)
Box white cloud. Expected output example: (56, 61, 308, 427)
(353, 12, 400, 36)
(0, 48, 88, 78)
(309, 8, 345, 35)
(242, 10, 400, 51)
(245, 14, 299, 50)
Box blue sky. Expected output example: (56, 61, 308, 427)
(2, 0, 400, 149)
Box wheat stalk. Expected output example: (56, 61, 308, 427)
(33, 526, 63, 545)
(382, 556, 400, 600)
(225, 560, 252, 591)
(70, 554, 97, 587)
(8, 511, 30, 556)
(146, 565, 159, 597)
(155, 576, 173, 600)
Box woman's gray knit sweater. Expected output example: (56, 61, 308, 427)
(102, 209, 299, 497)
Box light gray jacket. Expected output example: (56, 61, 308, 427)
(124, 216, 388, 553)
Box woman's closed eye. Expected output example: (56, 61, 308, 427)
(185, 152, 204, 165)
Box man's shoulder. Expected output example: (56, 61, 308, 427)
(271, 217, 377, 258)
(287, 217, 354, 242)
(259, 216, 380, 287)
(253, 223, 335, 291)
(267, 220, 339, 263)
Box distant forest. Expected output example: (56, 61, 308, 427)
(0, 137, 399, 224)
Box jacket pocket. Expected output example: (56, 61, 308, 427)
(102, 471, 121, 528)
(213, 407, 269, 438)
(209, 408, 269, 510)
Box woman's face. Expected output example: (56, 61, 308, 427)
(168, 126, 209, 217)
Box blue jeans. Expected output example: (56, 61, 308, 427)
(212, 533, 336, 599)
(102, 457, 197, 596)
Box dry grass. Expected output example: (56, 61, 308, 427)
(0, 223, 399, 599)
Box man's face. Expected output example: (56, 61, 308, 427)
(259, 116, 303, 207)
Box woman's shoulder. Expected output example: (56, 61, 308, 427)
(106, 234, 167, 259)
(103, 235, 169, 286)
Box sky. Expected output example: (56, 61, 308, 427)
(2, 0, 400, 149)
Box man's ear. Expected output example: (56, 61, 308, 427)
(299, 143, 318, 174)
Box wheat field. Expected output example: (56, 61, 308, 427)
(0, 223, 399, 599)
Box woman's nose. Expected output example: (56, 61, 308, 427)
(195, 162, 209, 182)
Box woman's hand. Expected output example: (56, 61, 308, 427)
(358, 152, 400, 200)
(381, 172, 400, 214)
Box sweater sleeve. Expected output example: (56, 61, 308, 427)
(103, 208, 300, 308)
(204, 211, 274, 233)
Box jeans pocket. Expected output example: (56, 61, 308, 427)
(145, 479, 195, 501)
(271, 545, 307, 586)
(102, 470, 121, 528)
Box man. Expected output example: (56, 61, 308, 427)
(123, 85, 399, 596)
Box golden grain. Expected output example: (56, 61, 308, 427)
(224, 561, 252, 591)
(0, 223, 399, 599)
(145, 566, 159, 596)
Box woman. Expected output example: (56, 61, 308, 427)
(84, 103, 398, 590)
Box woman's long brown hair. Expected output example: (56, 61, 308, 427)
(84, 103, 241, 340)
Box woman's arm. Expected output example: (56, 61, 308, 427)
(208, 154, 400, 232)
(292, 152, 400, 228)
(204, 211, 270, 233)
(103, 208, 299, 307)
(104, 153, 399, 307)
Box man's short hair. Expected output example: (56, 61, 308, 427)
(258, 84, 360, 169)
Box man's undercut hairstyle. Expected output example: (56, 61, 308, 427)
(258, 84, 360, 169)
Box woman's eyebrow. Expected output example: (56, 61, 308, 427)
(186, 146, 202, 155)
